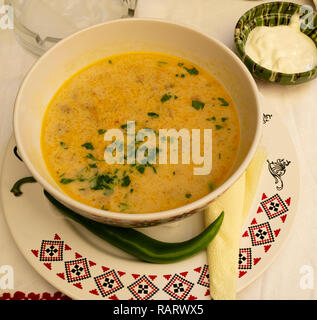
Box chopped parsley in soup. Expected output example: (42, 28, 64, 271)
(41, 52, 240, 213)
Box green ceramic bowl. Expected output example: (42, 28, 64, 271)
(234, 1, 317, 85)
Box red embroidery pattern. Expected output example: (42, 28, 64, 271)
(0, 291, 71, 300)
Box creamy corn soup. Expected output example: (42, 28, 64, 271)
(41, 52, 240, 213)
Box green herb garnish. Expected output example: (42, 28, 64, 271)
(148, 112, 159, 118)
(119, 202, 129, 212)
(98, 129, 107, 135)
(206, 116, 216, 121)
(192, 100, 205, 110)
(121, 175, 131, 187)
(218, 98, 229, 106)
(161, 94, 172, 103)
(86, 153, 98, 161)
(185, 193, 192, 199)
(221, 117, 228, 122)
(215, 124, 223, 130)
(89, 163, 97, 168)
(82, 142, 94, 150)
(60, 141, 68, 149)
(136, 165, 145, 174)
(209, 183, 215, 191)
(151, 165, 157, 174)
(90, 174, 115, 190)
(184, 66, 199, 75)
(60, 178, 74, 185)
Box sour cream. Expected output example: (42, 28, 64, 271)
(245, 14, 317, 73)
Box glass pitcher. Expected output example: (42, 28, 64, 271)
(5, 0, 138, 56)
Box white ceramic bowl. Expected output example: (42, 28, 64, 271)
(14, 18, 262, 228)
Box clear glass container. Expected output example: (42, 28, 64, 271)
(5, 0, 138, 56)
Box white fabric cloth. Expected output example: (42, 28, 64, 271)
(0, 0, 317, 299)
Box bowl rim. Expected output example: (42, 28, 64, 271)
(234, 1, 317, 80)
(14, 17, 263, 223)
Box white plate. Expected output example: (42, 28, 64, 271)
(0, 102, 300, 300)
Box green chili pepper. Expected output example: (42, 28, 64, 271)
(10, 177, 224, 264)
(43, 190, 224, 264)
(10, 177, 36, 197)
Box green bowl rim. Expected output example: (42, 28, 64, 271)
(234, 1, 317, 83)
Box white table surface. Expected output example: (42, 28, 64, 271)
(0, 0, 317, 300)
